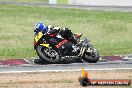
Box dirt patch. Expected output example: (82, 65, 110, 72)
(0, 70, 131, 88)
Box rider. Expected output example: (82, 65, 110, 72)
(34, 22, 77, 44)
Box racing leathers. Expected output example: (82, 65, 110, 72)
(43, 25, 77, 45)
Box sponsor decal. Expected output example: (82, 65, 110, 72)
(48, 33, 57, 37)
(56, 39, 68, 48)
(78, 68, 131, 86)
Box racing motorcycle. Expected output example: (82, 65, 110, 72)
(34, 29, 99, 64)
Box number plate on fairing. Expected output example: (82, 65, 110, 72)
(35, 32, 43, 42)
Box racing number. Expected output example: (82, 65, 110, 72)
(35, 32, 43, 42)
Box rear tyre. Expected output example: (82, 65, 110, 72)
(36, 45, 61, 64)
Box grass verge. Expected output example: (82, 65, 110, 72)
(0, 0, 48, 3)
(0, 5, 132, 59)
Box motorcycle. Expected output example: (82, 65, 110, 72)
(34, 30, 99, 64)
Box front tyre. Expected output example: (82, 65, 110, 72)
(83, 48, 99, 63)
(36, 45, 61, 64)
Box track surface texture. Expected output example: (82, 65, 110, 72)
(0, 55, 132, 73)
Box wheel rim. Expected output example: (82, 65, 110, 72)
(40, 47, 60, 61)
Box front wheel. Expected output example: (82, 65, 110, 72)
(36, 45, 61, 64)
(83, 48, 99, 63)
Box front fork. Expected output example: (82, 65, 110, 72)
(78, 45, 93, 58)
(78, 45, 86, 58)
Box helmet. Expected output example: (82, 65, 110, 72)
(34, 22, 47, 33)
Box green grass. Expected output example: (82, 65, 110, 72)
(0, 0, 67, 4)
(0, 0, 48, 3)
(0, 5, 132, 59)
(57, 0, 68, 4)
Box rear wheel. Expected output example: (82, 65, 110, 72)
(36, 45, 61, 64)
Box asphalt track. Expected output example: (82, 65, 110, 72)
(0, 59, 132, 73)
(0, 2, 132, 73)
(0, 1, 132, 12)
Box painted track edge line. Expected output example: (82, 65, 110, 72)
(0, 68, 132, 74)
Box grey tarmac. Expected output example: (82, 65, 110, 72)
(0, 61, 132, 73)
